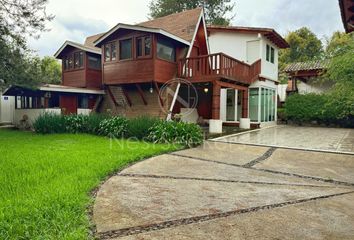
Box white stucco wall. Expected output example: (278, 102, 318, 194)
(14, 108, 61, 126)
(297, 80, 333, 94)
(261, 38, 279, 81)
(77, 108, 92, 115)
(208, 31, 259, 62)
(208, 31, 279, 81)
(0, 93, 15, 123)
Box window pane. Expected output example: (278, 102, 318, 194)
(157, 37, 176, 62)
(270, 47, 275, 63)
(63, 58, 69, 70)
(88, 55, 101, 70)
(105, 44, 111, 61)
(78, 95, 88, 108)
(74, 52, 80, 68)
(136, 38, 143, 57)
(266, 45, 270, 61)
(69, 55, 74, 69)
(120, 39, 132, 60)
(144, 36, 151, 55)
(111, 42, 116, 61)
(79, 52, 84, 67)
(249, 88, 259, 122)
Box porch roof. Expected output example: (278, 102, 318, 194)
(3, 84, 105, 96)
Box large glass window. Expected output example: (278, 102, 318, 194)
(157, 37, 176, 62)
(88, 55, 101, 70)
(120, 39, 132, 60)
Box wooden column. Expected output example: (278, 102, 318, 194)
(242, 89, 249, 118)
(211, 82, 221, 119)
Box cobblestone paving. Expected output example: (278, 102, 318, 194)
(93, 139, 354, 240)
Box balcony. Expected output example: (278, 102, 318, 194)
(177, 53, 261, 85)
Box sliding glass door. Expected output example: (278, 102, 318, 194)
(249, 87, 276, 123)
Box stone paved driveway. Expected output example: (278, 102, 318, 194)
(214, 125, 354, 153)
(93, 139, 354, 240)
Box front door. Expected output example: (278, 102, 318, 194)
(220, 89, 237, 122)
(60, 95, 77, 115)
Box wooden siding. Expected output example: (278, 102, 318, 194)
(62, 70, 86, 87)
(86, 69, 102, 88)
(103, 58, 154, 84)
(154, 59, 177, 83)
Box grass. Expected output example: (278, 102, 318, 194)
(0, 129, 179, 239)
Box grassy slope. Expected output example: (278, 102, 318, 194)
(0, 129, 178, 239)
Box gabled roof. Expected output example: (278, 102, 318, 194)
(284, 60, 330, 73)
(84, 33, 105, 48)
(94, 8, 203, 47)
(94, 23, 191, 47)
(138, 8, 203, 42)
(54, 40, 101, 58)
(207, 25, 289, 49)
(339, 0, 354, 33)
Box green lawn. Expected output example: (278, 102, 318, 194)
(0, 129, 178, 239)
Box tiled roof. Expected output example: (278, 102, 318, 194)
(138, 8, 203, 42)
(283, 60, 330, 72)
(207, 25, 289, 49)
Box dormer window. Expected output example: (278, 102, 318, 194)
(266, 44, 275, 64)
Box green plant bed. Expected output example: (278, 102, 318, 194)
(0, 129, 179, 239)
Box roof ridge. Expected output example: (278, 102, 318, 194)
(138, 7, 202, 25)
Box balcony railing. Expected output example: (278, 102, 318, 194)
(177, 53, 261, 85)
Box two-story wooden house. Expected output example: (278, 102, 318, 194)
(4, 7, 288, 131)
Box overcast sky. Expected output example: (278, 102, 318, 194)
(28, 0, 344, 57)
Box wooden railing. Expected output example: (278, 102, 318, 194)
(177, 53, 261, 85)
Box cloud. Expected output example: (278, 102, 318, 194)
(28, 0, 345, 56)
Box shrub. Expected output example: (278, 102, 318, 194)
(284, 93, 327, 123)
(65, 114, 89, 133)
(148, 121, 203, 147)
(98, 116, 128, 138)
(85, 114, 110, 134)
(33, 113, 66, 134)
(126, 116, 161, 140)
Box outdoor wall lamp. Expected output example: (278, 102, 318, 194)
(204, 87, 209, 93)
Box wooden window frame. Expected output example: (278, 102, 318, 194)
(119, 37, 133, 61)
(136, 35, 152, 59)
(156, 36, 176, 63)
(63, 50, 85, 72)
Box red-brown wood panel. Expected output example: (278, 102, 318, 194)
(154, 59, 177, 83)
(60, 95, 78, 115)
(103, 59, 154, 84)
(86, 69, 102, 88)
(62, 70, 86, 87)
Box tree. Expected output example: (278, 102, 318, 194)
(0, 0, 53, 87)
(148, 0, 235, 26)
(325, 31, 354, 58)
(38, 56, 61, 84)
(279, 27, 324, 70)
(0, 0, 54, 46)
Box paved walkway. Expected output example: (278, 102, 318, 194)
(214, 125, 354, 154)
(93, 140, 354, 240)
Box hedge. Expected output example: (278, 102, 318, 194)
(283, 93, 354, 127)
(33, 113, 203, 147)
